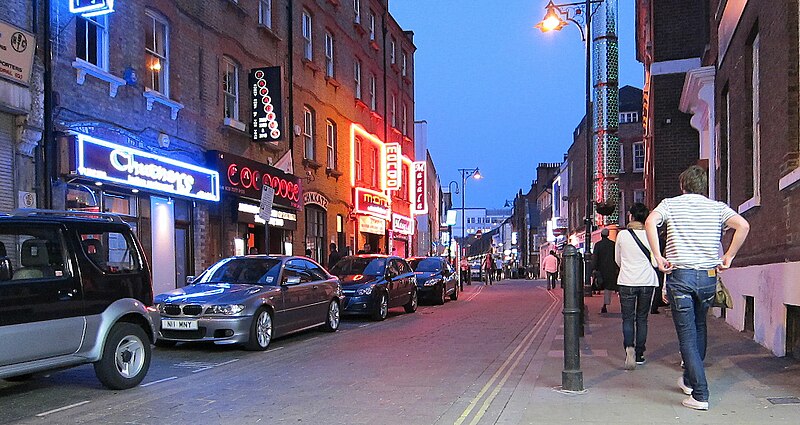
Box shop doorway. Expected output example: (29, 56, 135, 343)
(151, 196, 176, 295)
(305, 205, 326, 263)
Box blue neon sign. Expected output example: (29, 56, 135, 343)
(75, 133, 220, 202)
(70, 0, 115, 17)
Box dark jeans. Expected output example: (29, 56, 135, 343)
(546, 272, 557, 289)
(667, 269, 717, 403)
(618, 285, 655, 356)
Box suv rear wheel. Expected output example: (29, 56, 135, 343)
(94, 323, 151, 390)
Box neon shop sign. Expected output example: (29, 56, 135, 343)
(354, 187, 390, 220)
(385, 143, 401, 190)
(69, 0, 115, 17)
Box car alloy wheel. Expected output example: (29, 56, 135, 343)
(437, 284, 446, 305)
(246, 309, 273, 351)
(115, 335, 146, 379)
(324, 300, 340, 331)
(404, 288, 418, 313)
(93, 323, 152, 390)
(373, 293, 388, 321)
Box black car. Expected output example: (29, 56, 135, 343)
(407, 257, 458, 304)
(329, 255, 417, 321)
(0, 210, 155, 390)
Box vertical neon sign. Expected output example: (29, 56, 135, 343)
(412, 161, 427, 214)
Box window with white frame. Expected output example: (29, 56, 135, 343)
(632, 142, 644, 172)
(401, 103, 408, 135)
(302, 11, 312, 61)
(222, 56, 238, 120)
(355, 137, 362, 181)
(749, 33, 761, 203)
(401, 51, 407, 76)
(354, 59, 362, 99)
(390, 94, 396, 127)
(633, 190, 645, 205)
(303, 106, 315, 160)
(324, 32, 334, 78)
(369, 74, 377, 110)
(353, 0, 361, 23)
(145, 11, 169, 95)
(619, 111, 639, 124)
(619, 144, 625, 173)
(76, 15, 109, 69)
(370, 147, 378, 187)
(326, 120, 337, 170)
(259, 0, 272, 28)
(369, 11, 376, 41)
(390, 37, 396, 64)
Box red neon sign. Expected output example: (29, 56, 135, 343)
(385, 143, 401, 190)
(354, 187, 390, 220)
(412, 161, 427, 214)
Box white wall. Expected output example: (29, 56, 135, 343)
(151, 197, 176, 295)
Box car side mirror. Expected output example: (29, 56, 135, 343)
(283, 275, 301, 286)
(0, 257, 12, 281)
(185, 275, 196, 285)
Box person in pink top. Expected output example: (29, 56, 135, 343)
(543, 250, 560, 290)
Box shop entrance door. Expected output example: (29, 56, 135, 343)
(151, 196, 176, 294)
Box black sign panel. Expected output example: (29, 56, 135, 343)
(207, 151, 301, 210)
(249, 67, 284, 142)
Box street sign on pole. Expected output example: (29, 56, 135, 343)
(259, 185, 275, 222)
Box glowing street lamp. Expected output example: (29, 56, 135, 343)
(535, 2, 567, 32)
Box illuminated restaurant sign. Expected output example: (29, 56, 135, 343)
(412, 161, 427, 214)
(207, 151, 301, 209)
(354, 187, 390, 220)
(392, 213, 414, 235)
(359, 215, 386, 235)
(250, 67, 284, 142)
(385, 143, 401, 190)
(70, 0, 115, 17)
(75, 133, 219, 201)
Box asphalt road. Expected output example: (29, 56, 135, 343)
(1, 279, 560, 425)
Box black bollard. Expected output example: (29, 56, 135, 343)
(578, 253, 585, 337)
(562, 244, 584, 392)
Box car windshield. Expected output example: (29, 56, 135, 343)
(330, 257, 386, 276)
(408, 258, 441, 272)
(197, 258, 282, 285)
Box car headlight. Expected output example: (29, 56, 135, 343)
(423, 278, 441, 287)
(356, 285, 374, 296)
(205, 304, 246, 315)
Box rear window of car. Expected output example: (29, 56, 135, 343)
(79, 231, 141, 273)
(330, 257, 386, 276)
(0, 224, 70, 282)
(408, 258, 441, 272)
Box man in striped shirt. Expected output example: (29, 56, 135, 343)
(644, 166, 750, 411)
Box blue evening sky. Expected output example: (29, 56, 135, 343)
(389, 0, 643, 209)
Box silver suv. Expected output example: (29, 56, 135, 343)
(0, 211, 155, 389)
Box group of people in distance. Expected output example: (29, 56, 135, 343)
(552, 166, 750, 411)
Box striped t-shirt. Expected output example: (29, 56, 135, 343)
(653, 194, 737, 270)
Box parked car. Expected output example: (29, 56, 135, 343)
(470, 263, 482, 281)
(0, 210, 155, 390)
(407, 256, 458, 304)
(330, 255, 417, 320)
(153, 256, 341, 351)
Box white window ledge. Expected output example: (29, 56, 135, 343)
(143, 88, 184, 120)
(737, 196, 761, 214)
(223, 117, 246, 132)
(779, 167, 800, 191)
(72, 59, 126, 97)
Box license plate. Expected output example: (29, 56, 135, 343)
(161, 319, 198, 330)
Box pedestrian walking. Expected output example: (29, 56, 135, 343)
(483, 252, 493, 285)
(543, 250, 559, 290)
(495, 258, 503, 281)
(460, 257, 469, 289)
(593, 228, 619, 313)
(615, 203, 659, 370)
(328, 243, 341, 269)
(645, 165, 750, 411)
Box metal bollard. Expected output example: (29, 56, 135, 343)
(578, 254, 585, 337)
(562, 244, 584, 392)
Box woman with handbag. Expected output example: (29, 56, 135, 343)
(615, 203, 660, 370)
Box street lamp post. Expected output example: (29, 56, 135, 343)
(457, 168, 481, 291)
(446, 181, 459, 263)
(537, 0, 603, 394)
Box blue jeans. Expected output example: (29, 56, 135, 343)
(667, 269, 717, 402)
(618, 285, 655, 356)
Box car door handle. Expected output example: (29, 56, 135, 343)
(312, 285, 319, 290)
(58, 289, 77, 300)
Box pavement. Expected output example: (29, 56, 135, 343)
(496, 280, 800, 425)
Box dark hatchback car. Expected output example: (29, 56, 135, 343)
(407, 257, 458, 304)
(154, 256, 342, 351)
(329, 255, 417, 321)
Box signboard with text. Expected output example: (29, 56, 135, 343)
(249, 67, 284, 142)
(412, 161, 427, 214)
(354, 187, 390, 220)
(392, 213, 414, 235)
(70, 0, 115, 16)
(0, 21, 35, 85)
(75, 133, 220, 201)
(207, 150, 301, 209)
(359, 215, 386, 235)
(384, 143, 401, 190)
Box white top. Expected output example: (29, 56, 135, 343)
(615, 228, 658, 287)
(652, 194, 737, 270)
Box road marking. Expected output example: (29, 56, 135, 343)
(464, 285, 484, 302)
(192, 358, 240, 373)
(266, 346, 285, 353)
(359, 324, 370, 328)
(140, 376, 178, 387)
(455, 289, 560, 425)
(35, 400, 91, 417)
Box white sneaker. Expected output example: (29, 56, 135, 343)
(682, 396, 709, 411)
(678, 376, 693, 395)
(624, 347, 636, 370)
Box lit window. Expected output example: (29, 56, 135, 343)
(354, 59, 362, 99)
(76, 15, 108, 70)
(302, 11, 312, 61)
(259, 0, 272, 28)
(145, 11, 169, 95)
(325, 32, 334, 78)
(222, 57, 238, 120)
(304, 106, 315, 160)
(370, 74, 377, 111)
(632, 142, 644, 172)
(355, 137, 362, 181)
(326, 120, 337, 169)
(353, 0, 361, 24)
(369, 11, 376, 41)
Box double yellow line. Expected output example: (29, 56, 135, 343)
(454, 288, 560, 425)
